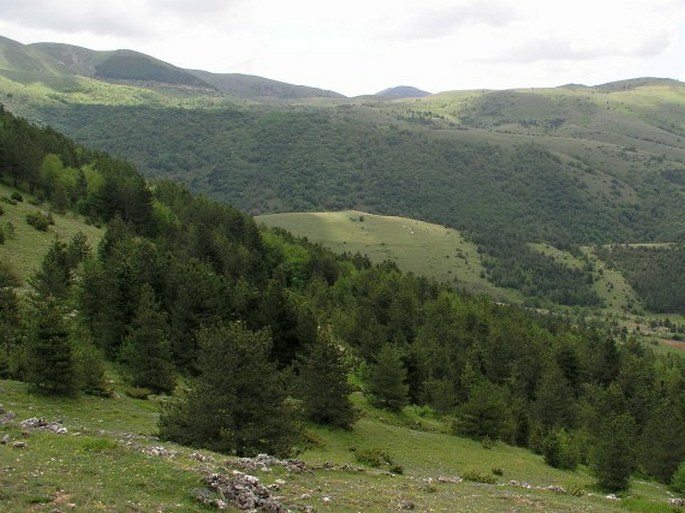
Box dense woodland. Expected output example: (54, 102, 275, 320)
(40, 103, 685, 307)
(1, 106, 685, 492)
(595, 244, 685, 314)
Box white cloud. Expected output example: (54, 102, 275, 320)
(0, 0, 683, 95)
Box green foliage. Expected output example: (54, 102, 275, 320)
(455, 380, 508, 441)
(159, 321, 301, 457)
(367, 344, 409, 411)
(672, 462, 685, 494)
(595, 244, 685, 313)
(352, 447, 402, 473)
(296, 329, 357, 429)
(25, 296, 77, 395)
(590, 412, 638, 492)
(542, 428, 580, 470)
(462, 470, 497, 484)
(25, 211, 52, 231)
(120, 284, 175, 394)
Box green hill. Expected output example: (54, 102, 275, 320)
(258, 209, 520, 301)
(2, 89, 685, 513)
(2, 35, 685, 312)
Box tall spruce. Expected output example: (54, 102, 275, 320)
(297, 329, 357, 429)
(121, 284, 175, 394)
(368, 343, 409, 411)
(25, 296, 77, 395)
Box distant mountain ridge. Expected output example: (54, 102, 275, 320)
(376, 85, 431, 98)
(0, 36, 343, 99)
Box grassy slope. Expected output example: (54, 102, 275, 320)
(0, 378, 676, 513)
(0, 183, 103, 286)
(258, 210, 521, 302)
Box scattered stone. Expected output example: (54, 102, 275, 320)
(437, 475, 463, 484)
(20, 417, 67, 434)
(141, 445, 177, 458)
(0, 434, 10, 445)
(11, 441, 26, 448)
(668, 498, 685, 506)
(190, 451, 214, 463)
(605, 493, 619, 501)
(400, 500, 415, 510)
(236, 453, 307, 473)
(0, 404, 5, 413)
(322, 496, 332, 503)
(198, 470, 287, 512)
(546, 485, 567, 494)
(0, 411, 16, 425)
(300, 493, 312, 500)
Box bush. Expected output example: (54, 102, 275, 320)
(672, 462, 685, 494)
(26, 211, 52, 231)
(462, 470, 497, 484)
(542, 428, 580, 470)
(10, 192, 23, 202)
(124, 386, 153, 399)
(0, 205, 4, 216)
(353, 447, 402, 473)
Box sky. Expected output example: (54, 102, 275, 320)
(1, 0, 684, 97)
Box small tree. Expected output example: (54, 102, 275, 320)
(542, 428, 580, 470)
(121, 284, 175, 394)
(368, 343, 409, 411)
(159, 321, 300, 457)
(296, 329, 357, 429)
(456, 380, 507, 440)
(590, 413, 637, 492)
(25, 296, 77, 395)
(672, 461, 685, 494)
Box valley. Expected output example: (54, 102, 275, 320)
(1, 35, 685, 513)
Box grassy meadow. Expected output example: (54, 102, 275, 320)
(258, 210, 521, 302)
(0, 182, 103, 286)
(0, 376, 678, 513)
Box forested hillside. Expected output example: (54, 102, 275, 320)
(1, 106, 685, 499)
(2, 36, 685, 309)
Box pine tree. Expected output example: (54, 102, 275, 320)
(121, 284, 175, 394)
(159, 321, 300, 457)
(368, 344, 409, 411)
(26, 296, 77, 395)
(297, 329, 357, 428)
(456, 380, 508, 440)
(590, 412, 638, 492)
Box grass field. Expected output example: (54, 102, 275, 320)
(258, 210, 521, 302)
(0, 182, 103, 286)
(0, 376, 678, 513)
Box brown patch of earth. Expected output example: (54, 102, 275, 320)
(662, 339, 685, 352)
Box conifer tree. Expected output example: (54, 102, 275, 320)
(159, 321, 300, 457)
(26, 296, 77, 395)
(297, 329, 357, 428)
(368, 343, 409, 411)
(121, 284, 175, 394)
(590, 412, 638, 491)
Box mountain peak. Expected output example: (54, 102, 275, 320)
(375, 85, 431, 99)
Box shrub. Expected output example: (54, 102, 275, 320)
(492, 467, 504, 476)
(672, 462, 685, 494)
(10, 191, 23, 202)
(26, 211, 51, 231)
(462, 470, 497, 484)
(353, 447, 402, 473)
(0, 205, 4, 216)
(542, 428, 580, 470)
(124, 386, 153, 399)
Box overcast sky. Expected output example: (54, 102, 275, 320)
(1, 0, 684, 96)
